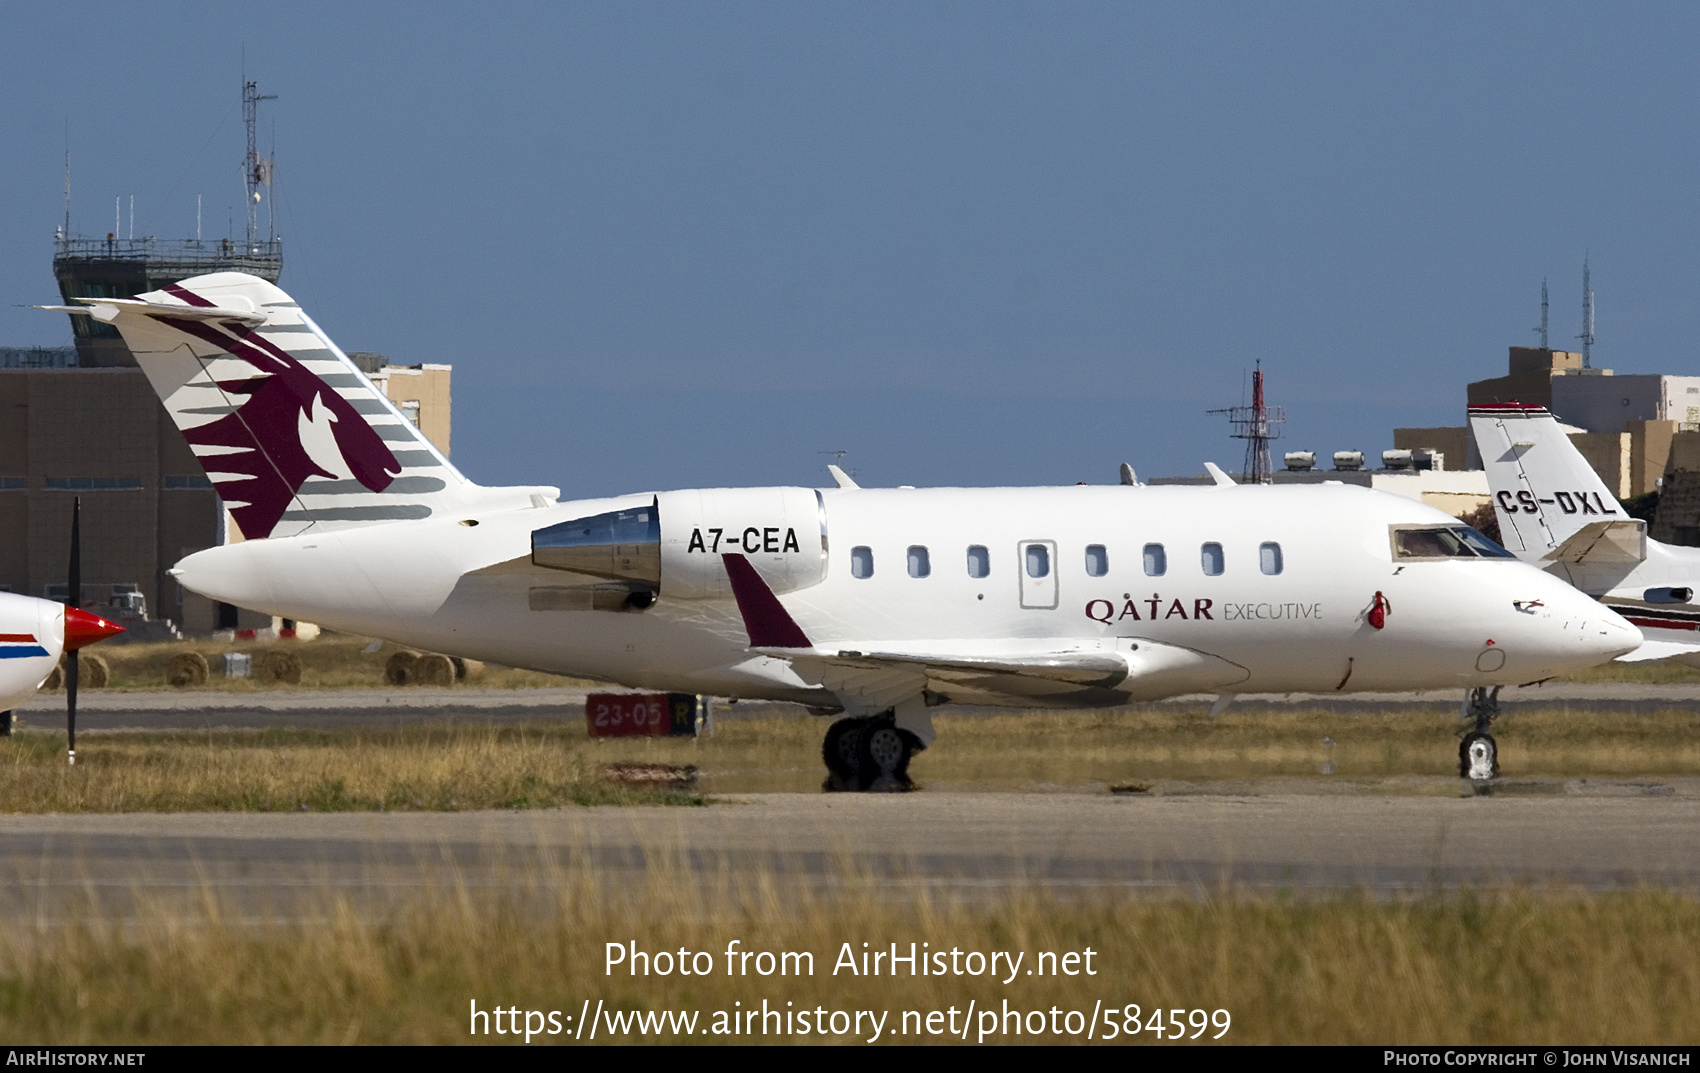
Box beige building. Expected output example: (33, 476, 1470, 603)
(1396, 347, 1694, 502)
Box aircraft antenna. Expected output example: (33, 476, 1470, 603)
(1534, 278, 1548, 349)
(243, 77, 277, 250)
(1578, 254, 1595, 368)
(1207, 360, 1284, 484)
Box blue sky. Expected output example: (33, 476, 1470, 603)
(3, 3, 1698, 495)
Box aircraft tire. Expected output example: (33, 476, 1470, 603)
(822, 717, 868, 792)
(857, 723, 918, 792)
(1459, 731, 1499, 780)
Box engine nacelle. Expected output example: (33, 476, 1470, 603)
(532, 488, 828, 601)
(657, 487, 828, 598)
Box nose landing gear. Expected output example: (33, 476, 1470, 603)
(1459, 686, 1501, 783)
(822, 713, 923, 792)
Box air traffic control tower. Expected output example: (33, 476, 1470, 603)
(53, 235, 281, 367)
(52, 80, 282, 367)
(8, 81, 450, 637)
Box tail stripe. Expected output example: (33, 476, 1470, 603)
(116, 274, 480, 538)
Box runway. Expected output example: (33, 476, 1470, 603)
(5, 788, 1700, 921)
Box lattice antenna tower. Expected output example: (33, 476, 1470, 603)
(1207, 361, 1284, 484)
(243, 79, 277, 248)
(1534, 278, 1549, 349)
(1577, 254, 1595, 368)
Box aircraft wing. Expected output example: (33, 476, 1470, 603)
(1614, 638, 1700, 663)
(1543, 519, 1647, 565)
(723, 551, 1249, 713)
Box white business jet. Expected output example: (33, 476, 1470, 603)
(1470, 402, 1700, 666)
(47, 274, 1639, 786)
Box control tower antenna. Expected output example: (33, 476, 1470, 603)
(242, 78, 277, 250)
(1578, 254, 1595, 368)
(1534, 277, 1549, 349)
(1207, 360, 1284, 484)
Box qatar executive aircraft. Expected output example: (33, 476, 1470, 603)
(50, 273, 1640, 787)
(1470, 401, 1700, 667)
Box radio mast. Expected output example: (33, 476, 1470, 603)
(242, 79, 277, 250)
(1578, 255, 1595, 368)
(1209, 361, 1284, 484)
(1534, 278, 1549, 349)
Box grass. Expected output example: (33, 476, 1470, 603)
(82, 635, 600, 692)
(8, 701, 1700, 809)
(4, 877, 1700, 1044)
(0, 724, 700, 811)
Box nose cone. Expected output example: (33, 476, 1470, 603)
(1585, 603, 1643, 662)
(64, 607, 125, 651)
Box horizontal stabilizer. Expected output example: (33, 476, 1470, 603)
(1615, 638, 1700, 663)
(1543, 519, 1646, 565)
(38, 297, 268, 327)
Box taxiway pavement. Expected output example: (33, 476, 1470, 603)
(4, 789, 1699, 921)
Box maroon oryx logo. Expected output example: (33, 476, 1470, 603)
(158, 284, 401, 539)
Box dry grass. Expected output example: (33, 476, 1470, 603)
(8, 700, 1700, 809)
(0, 724, 699, 811)
(582, 703, 1700, 792)
(84, 635, 599, 692)
(3, 875, 1699, 1044)
(1557, 660, 1700, 684)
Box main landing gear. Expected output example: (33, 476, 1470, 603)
(822, 713, 925, 793)
(1459, 686, 1501, 784)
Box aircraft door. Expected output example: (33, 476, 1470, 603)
(1018, 540, 1058, 609)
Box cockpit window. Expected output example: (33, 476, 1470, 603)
(1391, 525, 1515, 560)
(1453, 526, 1515, 558)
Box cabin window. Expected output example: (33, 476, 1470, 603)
(907, 545, 931, 578)
(1085, 544, 1109, 577)
(966, 545, 990, 578)
(1143, 543, 1166, 576)
(1025, 543, 1051, 579)
(1201, 542, 1224, 576)
(1259, 542, 1283, 575)
(851, 546, 874, 579)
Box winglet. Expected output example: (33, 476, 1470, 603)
(827, 464, 860, 490)
(722, 553, 812, 648)
(1204, 463, 1237, 486)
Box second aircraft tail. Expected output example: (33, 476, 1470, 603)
(1468, 403, 1644, 563)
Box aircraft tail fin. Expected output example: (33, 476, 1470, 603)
(1467, 403, 1639, 560)
(51, 272, 555, 539)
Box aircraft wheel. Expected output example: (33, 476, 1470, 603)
(1459, 731, 1498, 781)
(857, 723, 919, 792)
(821, 717, 868, 792)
